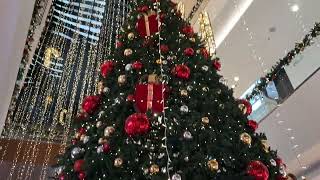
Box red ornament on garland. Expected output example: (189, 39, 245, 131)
(78, 127, 87, 135)
(82, 95, 101, 114)
(132, 61, 143, 70)
(184, 48, 195, 56)
(213, 59, 221, 71)
(247, 161, 269, 180)
(200, 48, 209, 60)
(160, 45, 169, 54)
(100, 61, 114, 78)
(78, 171, 86, 180)
(247, 120, 258, 131)
(74, 159, 85, 172)
(182, 26, 194, 37)
(172, 64, 191, 80)
(116, 41, 123, 48)
(238, 99, 252, 116)
(136, 12, 160, 38)
(125, 113, 150, 137)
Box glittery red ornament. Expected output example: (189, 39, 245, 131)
(78, 171, 86, 180)
(58, 173, 66, 180)
(184, 48, 195, 56)
(136, 13, 160, 37)
(127, 94, 134, 102)
(172, 64, 190, 80)
(137, 5, 149, 13)
(116, 41, 123, 48)
(247, 120, 258, 131)
(125, 113, 150, 136)
(275, 158, 283, 166)
(103, 143, 111, 153)
(132, 61, 143, 70)
(213, 60, 221, 71)
(247, 161, 269, 180)
(82, 95, 100, 114)
(200, 48, 209, 59)
(74, 159, 85, 172)
(160, 45, 169, 54)
(182, 26, 194, 37)
(100, 61, 114, 78)
(78, 127, 86, 135)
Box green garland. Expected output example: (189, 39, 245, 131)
(246, 22, 320, 100)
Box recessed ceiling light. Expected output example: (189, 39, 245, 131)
(290, 4, 299, 12)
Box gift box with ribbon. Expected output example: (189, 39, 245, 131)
(136, 11, 160, 37)
(134, 74, 168, 113)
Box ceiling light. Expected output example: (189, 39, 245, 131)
(290, 4, 299, 12)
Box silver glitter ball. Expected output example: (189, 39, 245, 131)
(183, 131, 193, 140)
(125, 64, 132, 71)
(270, 159, 277, 166)
(103, 87, 110, 93)
(97, 146, 103, 154)
(96, 120, 103, 127)
(202, 65, 209, 71)
(172, 173, 182, 180)
(55, 166, 64, 175)
(71, 147, 81, 159)
(187, 85, 193, 91)
(83, 136, 90, 144)
(180, 105, 189, 113)
(184, 156, 189, 162)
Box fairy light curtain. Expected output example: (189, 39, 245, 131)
(0, 0, 128, 179)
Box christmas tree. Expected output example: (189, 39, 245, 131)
(55, 0, 287, 180)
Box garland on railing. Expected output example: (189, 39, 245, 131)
(186, 0, 204, 22)
(16, 0, 50, 81)
(246, 22, 320, 100)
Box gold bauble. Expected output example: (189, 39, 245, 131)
(240, 132, 252, 145)
(202, 117, 210, 124)
(98, 138, 108, 144)
(75, 132, 81, 139)
(128, 32, 135, 40)
(114, 158, 123, 167)
(238, 104, 247, 115)
(261, 140, 270, 153)
(124, 48, 133, 56)
(97, 81, 104, 94)
(96, 121, 102, 128)
(80, 134, 86, 141)
(104, 126, 115, 137)
(118, 75, 126, 85)
(156, 59, 162, 64)
(180, 89, 188, 96)
(149, 164, 160, 174)
(207, 159, 219, 171)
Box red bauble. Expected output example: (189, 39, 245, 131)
(125, 113, 150, 136)
(247, 161, 269, 180)
(160, 45, 169, 54)
(136, 14, 160, 37)
(82, 95, 100, 114)
(58, 173, 66, 180)
(102, 143, 111, 153)
(100, 61, 114, 78)
(239, 99, 252, 115)
(78, 171, 86, 180)
(275, 158, 283, 166)
(74, 159, 85, 172)
(184, 48, 195, 56)
(182, 26, 194, 37)
(137, 5, 149, 13)
(116, 41, 123, 48)
(201, 48, 209, 59)
(127, 94, 134, 102)
(173, 64, 190, 80)
(78, 127, 87, 135)
(71, 138, 77, 145)
(213, 60, 221, 71)
(132, 61, 143, 70)
(247, 120, 258, 131)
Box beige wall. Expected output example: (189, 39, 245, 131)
(0, 0, 36, 132)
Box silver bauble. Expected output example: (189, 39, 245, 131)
(71, 147, 81, 159)
(125, 64, 132, 71)
(180, 105, 189, 112)
(183, 131, 193, 140)
(172, 173, 182, 180)
(83, 136, 89, 144)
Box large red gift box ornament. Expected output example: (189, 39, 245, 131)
(136, 11, 161, 38)
(134, 74, 168, 113)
